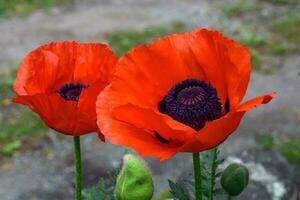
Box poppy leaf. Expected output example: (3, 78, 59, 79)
(168, 180, 190, 200)
(82, 178, 107, 200)
(200, 148, 225, 199)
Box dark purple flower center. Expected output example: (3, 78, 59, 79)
(55, 83, 89, 101)
(158, 79, 223, 131)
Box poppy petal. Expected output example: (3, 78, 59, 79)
(179, 111, 245, 152)
(77, 80, 108, 139)
(97, 88, 188, 160)
(73, 43, 118, 85)
(13, 49, 61, 95)
(104, 122, 180, 161)
(97, 130, 106, 142)
(187, 29, 251, 107)
(111, 31, 227, 109)
(112, 104, 196, 142)
(222, 36, 251, 109)
(186, 29, 229, 104)
(95, 29, 275, 159)
(180, 92, 275, 152)
(14, 41, 117, 96)
(13, 94, 97, 136)
(14, 41, 78, 95)
(237, 92, 276, 112)
(13, 41, 117, 137)
(113, 46, 187, 108)
(78, 80, 108, 121)
(97, 110, 182, 160)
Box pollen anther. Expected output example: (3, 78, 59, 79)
(158, 79, 223, 131)
(55, 83, 89, 101)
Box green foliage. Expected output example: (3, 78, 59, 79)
(82, 169, 120, 200)
(201, 148, 225, 200)
(270, 43, 287, 55)
(82, 156, 154, 200)
(255, 134, 275, 150)
(0, 108, 46, 157)
(221, 1, 300, 73)
(238, 31, 267, 71)
(249, 50, 263, 71)
(222, 1, 260, 17)
(0, 72, 15, 101)
(255, 133, 300, 165)
(236, 30, 290, 72)
(221, 164, 249, 196)
(262, 0, 298, 5)
(278, 137, 300, 165)
(240, 32, 266, 48)
(107, 168, 119, 195)
(0, 72, 46, 157)
(82, 179, 107, 200)
(234, 31, 267, 71)
(0, 0, 73, 17)
(156, 191, 172, 200)
(171, 148, 225, 200)
(106, 21, 187, 56)
(272, 12, 300, 45)
(168, 180, 190, 200)
(2, 141, 21, 156)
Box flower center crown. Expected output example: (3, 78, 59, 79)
(56, 83, 89, 101)
(158, 79, 223, 131)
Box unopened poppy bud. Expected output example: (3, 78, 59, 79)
(221, 163, 249, 196)
(115, 154, 154, 200)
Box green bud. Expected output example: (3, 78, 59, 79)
(221, 163, 249, 196)
(156, 191, 172, 200)
(115, 154, 154, 200)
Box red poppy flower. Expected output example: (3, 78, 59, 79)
(96, 29, 275, 160)
(13, 41, 118, 139)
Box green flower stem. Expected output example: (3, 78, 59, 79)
(227, 195, 232, 200)
(193, 152, 202, 200)
(209, 148, 218, 200)
(74, 136, 82, 200)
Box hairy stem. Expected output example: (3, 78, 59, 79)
(74, 136, 82, 200)
(193, 152, 202, 200)
(227, 194, 232, 200)
(209, 148, 218, 200)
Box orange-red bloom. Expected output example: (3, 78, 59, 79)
(13, 41, 118, 139)
(96, 29, 275, 160)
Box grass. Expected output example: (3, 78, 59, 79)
(240, 32, 266, 48)
(255, 134, 300, 165)
(269, 43, 287, 55)
(278, 138, 300, 165)
(0, 0, 73, 17)
(238, 31, 265, 70)
(222, 1, 260, 17)
(272, 12, 300, 46)
(255, 134, 275, 150)
(220, 0, 300, 74)
(262, 0, 298, 5)
(235, 29, 293, 72)
(106, 21, 187, 56)
(238, 30, 288, 55)
(0, 72, 46, 157)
